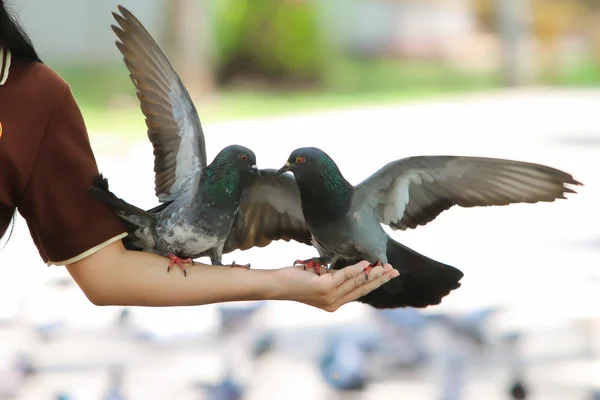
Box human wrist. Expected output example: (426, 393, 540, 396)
(227, 266, 287, 302)
(258, 267, 287, 301)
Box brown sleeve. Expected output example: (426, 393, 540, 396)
(19, 84, 127, 265)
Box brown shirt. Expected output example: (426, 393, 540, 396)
(0, 48, 126, 265)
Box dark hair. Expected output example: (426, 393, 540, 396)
(0, 0, 42, 62)
(0, 214, 16, 251)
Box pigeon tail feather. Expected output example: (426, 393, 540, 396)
(87, 174, 156, 231)
(354, 237, 464, 309)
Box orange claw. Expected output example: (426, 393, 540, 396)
(230, 261, 251, 269)
(294, 258, 326, 275)
(364, 260, 383, 279)
(167, 254, 194, 277)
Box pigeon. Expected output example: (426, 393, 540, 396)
(198, 364, 244, 400)
(319, 338, 369, 391)
(504, 332, 528, 400)
(0, 353, 36, 398)
(277, 146, 581, 308)
(589, 389, 600, 400)
(509, 380, 528, 400)
(426, 306, 500, 346)
(251, 329, 276, 359)
(102, 365, 126, 400)
(89, 147, 260, 273)
(217, 302, 265, 334)
(87, 6, 312, 275)
(437, 351, 467, 400)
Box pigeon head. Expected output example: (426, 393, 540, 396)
(211, 145, 260, 177)
(277, 147, 337, 180)
(277, 147, 353, 210)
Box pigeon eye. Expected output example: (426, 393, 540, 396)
(240, 154, 247, 161)
(296, 156, 305, 163)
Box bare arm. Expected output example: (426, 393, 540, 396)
(66, 240, 399, 312)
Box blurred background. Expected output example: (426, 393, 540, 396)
(1, 0, 599, 398)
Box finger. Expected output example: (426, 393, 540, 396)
(318, 265, 331, 275)
(335, 264, 387, 297)
(381, 263, 394, 273)
(330, 260, 370, 287)
(332, 269, 400, 310)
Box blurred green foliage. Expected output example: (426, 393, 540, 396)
(541, 57, 600, 85)
(211, 0, 327, 86)
(57, 55, 600, 143)
(57, 59, 501, 142)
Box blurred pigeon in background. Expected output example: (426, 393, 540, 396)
(0, 353, 36, 399)
(324, 325, 382, 354)
(317, 326, 382, 390)
(35, 320, 64, 342)
(427, 307, 502, 399)
(197, 364, 244, 400)
(319, 338, 370, 391)
(217, 302, 265, 335)
(378, 307, 429, 331)
(102, 365, 126, 400)
(426, 306, 500, 346)
(375, 308, 430, 367)
(437, 352, 467, 400)
(588, 389, 600, 400)
(54, 392, 74, 400)
(509, 379, 528, 400)
(251, 329, 277, 360)
(504, 331, 528, 400)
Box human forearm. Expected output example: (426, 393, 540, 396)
(67, 241, 281, 306)
(66, 240, 400, 311)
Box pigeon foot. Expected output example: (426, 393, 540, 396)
(294, 258, 328, 275)
(167, 254, 194, 277)
(364, 260, 383, 279)
(229, 261, 251, 270)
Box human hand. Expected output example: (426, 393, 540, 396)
(273, 260, 399, 312)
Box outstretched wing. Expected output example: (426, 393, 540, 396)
(224, 169, 312, 253)
(112, 5, 207, 202)
(354, 155, 582, 230)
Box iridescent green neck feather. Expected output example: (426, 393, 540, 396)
(201, 161, 243, 205)
(295, 157, 354, 226)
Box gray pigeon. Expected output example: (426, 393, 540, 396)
(277, 147, 581, 308)
(90, 147, 260, 274)
(87, 6, 311, 275)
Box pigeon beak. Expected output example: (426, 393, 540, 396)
(250, 164, 261, 176)
(277, 162, 292, 175)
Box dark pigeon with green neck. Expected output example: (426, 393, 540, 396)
(278, 146, 581, 308)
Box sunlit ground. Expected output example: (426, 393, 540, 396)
(1, 86, 599, 399)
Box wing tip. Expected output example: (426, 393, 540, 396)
(111, 27, 126, 47)
(563, 177, 583, 195)
(111, 11, 128, 28)
(570, 178, 584, 187)
(115, 4, 133, 21)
